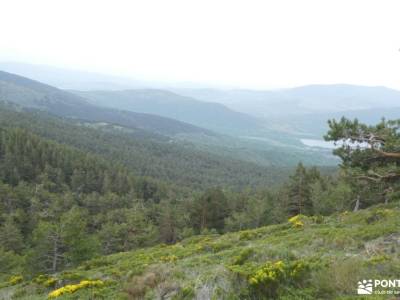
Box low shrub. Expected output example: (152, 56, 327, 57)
(48, 280, 104, 298)
(33, 274, 58, 288)
(125, 266, 178, 299)
(248, 260, 310, 298)
(33, 275, 50, 285)
(172, 286, 195, 300)
(231, 248, 255, 266)
(366, 208, 394, 224)
(8, 275, 23, 286)
(239, 230, 259, 241)
(59, 271, 85, 282)
(288, 215, 305, 228)
(160, 255, 178, 263)
(311, 258, 365, 298)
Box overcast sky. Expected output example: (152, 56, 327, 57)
(1, 0, 400, 89)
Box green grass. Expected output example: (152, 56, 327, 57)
(2, 203, 400, 299)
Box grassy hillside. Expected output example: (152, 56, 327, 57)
(2, 203, 399, 299)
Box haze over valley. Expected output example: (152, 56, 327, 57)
(2, 61, 400, 164)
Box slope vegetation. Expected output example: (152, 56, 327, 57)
(0, 104, 291, 190)
(2, 203, 399, 299)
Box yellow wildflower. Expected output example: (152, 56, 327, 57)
(48, 280, 104, 298)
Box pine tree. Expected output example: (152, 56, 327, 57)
(287, 163, 319, 216)
(191, 188, 229, 233)
(0, 217, 25, 253)
(325, 117, 400, 208)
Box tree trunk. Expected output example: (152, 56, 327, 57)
(384, 195, 389, 205)
(353, 195, 360, 212)
(51, 234, 61, 273)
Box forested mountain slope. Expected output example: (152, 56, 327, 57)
(0, 104, 291, 190)
(72, 89, 263, 135)
(0, 76, 399, 299)
(0, 70, 337, 167)
(0, 118, 342, 298)
(0, 70, 212, 136)
(2, 203, 399, 299)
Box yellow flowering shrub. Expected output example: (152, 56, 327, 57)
(34, 275, 50, 284)
(288, 214, 323, 227)
(288, 215, 305, 228)
(249, 260, 285, 286)
(8, 275, 23, 285)
(248, 260, 309, 297)
(32, 274, 58, 288)
(33, 275, 57, 287)
(44, 278, 57, 288)
(48, 280, 104, 298)
(159, 255, 178, 263)
(368, 254, 390, 265)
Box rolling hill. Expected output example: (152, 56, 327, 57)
(0, 103, 295, 190)
(0, 70, 213, 137)
(0, 70, 338, 167)
(0, 62, 147, 90)
(173, 85, 400, 140)
(172, 85, 400, 118)
(277, 106, 400, 138)
(72, 89, 263, 135)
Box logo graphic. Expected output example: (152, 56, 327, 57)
(358, 280, 373, 295)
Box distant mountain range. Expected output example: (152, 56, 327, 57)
(172, 85, 400, 138)
(172, 85, 400, 118)
(0, 69, 338, 166)
(0, 70, 214, 136)
(72, 89, 263, 135)
(3, 63, 399, 165)
(0, 62, 148, 90)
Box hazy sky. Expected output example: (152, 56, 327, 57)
(1, 0, 400, 89)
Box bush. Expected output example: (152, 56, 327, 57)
(248, 260, 310, 298)
(231, 248, 255, 266)
(312, 258, 365, 298)
(33, 275, 58, 288)
(160, 255, 178, 263)
(172, 286, 195, 300)
(124, 265, 179, 299)
(366, 208, 394, 224)
(239, 230, 258, 241)
(48, 280, 104, 298)
(288, 215, 305, 228)
(8, 275, 23, 286)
